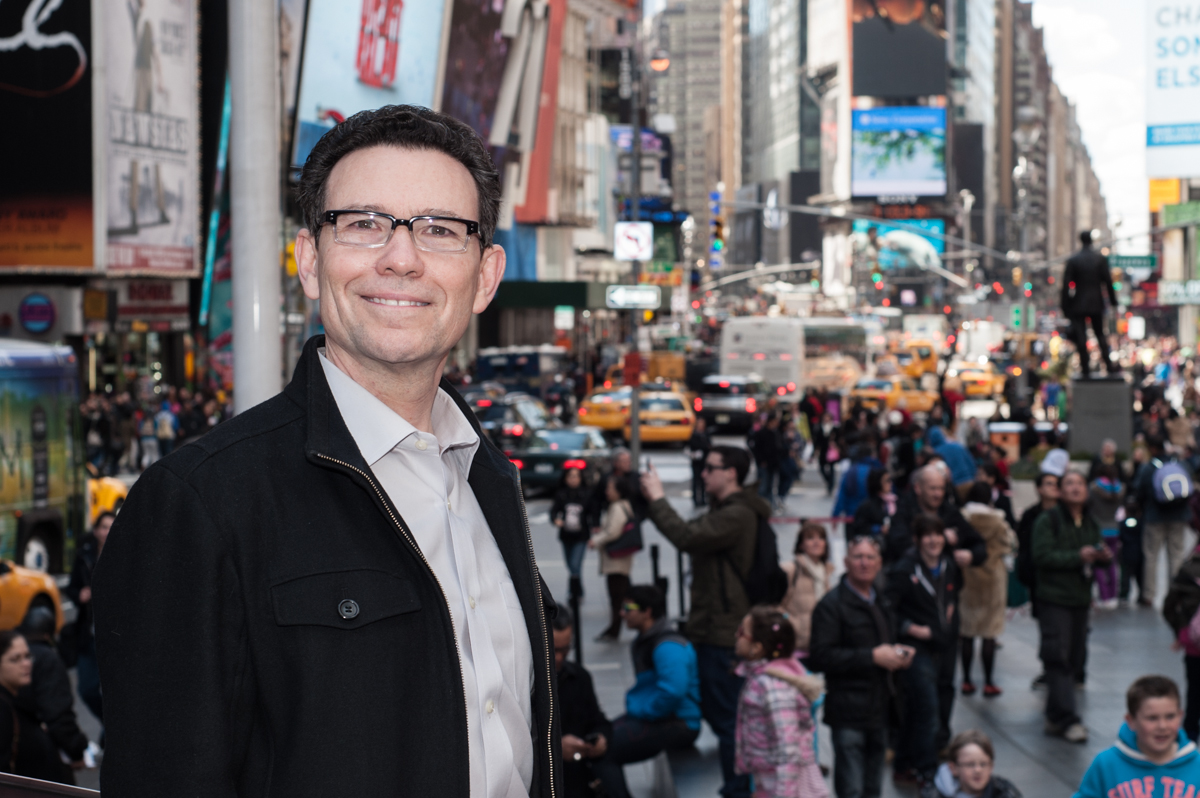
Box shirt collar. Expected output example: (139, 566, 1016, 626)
(318, 349, 478, 466)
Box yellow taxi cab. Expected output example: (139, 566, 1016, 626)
(0, 560, 63, 632)
(805, 356, 862, 392)
(947, 360, 1006, 398)
(623, 391, 694, 444)
(848, 376, 939, 413)
(901, 340, 940, 377)
(577, 387, 632, 431)
(87, 467, 129, 525)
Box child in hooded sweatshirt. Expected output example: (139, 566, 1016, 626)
(1075, 676, 1200, 798)
(734, 606, 827, 798)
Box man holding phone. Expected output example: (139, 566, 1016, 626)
(1032, 470, 1112, 743)
(809, 535, 914, 798)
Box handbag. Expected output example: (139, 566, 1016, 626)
(604, 505, 643, 558)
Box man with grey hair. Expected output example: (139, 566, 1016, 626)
(1088, 438, 1120, 483)
(886, 464, 987, 567)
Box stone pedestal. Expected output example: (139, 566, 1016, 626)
(1068, 377, 1132, 456)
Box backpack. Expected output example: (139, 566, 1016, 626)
(1152, 459, 1193, 506)
(155, 411, 175, 440)
(1163, 552, 1200, 634)
(725, 514, 789, 606)
(1016, 507, 1060, 588)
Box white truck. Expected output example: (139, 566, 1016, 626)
(719, 316, 805, 397)
(902, 313, 950, 345)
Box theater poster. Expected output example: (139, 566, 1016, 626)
(0, 0, 96, 270)
(104, 0, 200, 275)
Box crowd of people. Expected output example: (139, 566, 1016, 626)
(544, 363, 1200, 798)
(80, 387, 230, 475)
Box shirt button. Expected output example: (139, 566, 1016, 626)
(486, 700, 495, 715)
(469, 596, 476, 609)
(415, 438, 428, 451)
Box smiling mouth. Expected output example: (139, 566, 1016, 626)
(365, 297, 430, 307)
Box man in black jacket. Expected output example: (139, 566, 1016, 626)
(810, 536, 915, 798)
(886, 516, 962, 786)
(553, 606, 619, 798)
(1061, 230, 1118, 378)
(886, 464, 988, 569)
(94, 106, 560, 798)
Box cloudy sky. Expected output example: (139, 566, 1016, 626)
(1030, 0, 1147, 254)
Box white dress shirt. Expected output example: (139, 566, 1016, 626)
(320, 351, 535, 798)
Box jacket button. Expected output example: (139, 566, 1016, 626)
(338, 599, 360, 620)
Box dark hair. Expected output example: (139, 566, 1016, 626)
(607, 474, 633, 502)
(1034, 472, 1059, 489)
(0, 631, 23, 660)
(912, 513, 945, 541)
(710, 446, 751, 486)
(1147, 436, 1166, 454)
(94, 511, 116, 530)
(558, 466, 585, 488)
(552, 603, 574, 632)
(966, 481, 993, 506)
(1080, 229, 1093, 246)
(624, 584, 667, 620)
(296, 105, 502, 249)
(1094, 462, 1119, 482)
(19, 606, 55, 639)
(1127, 675, 1181, 716)
(746, 606, 796, 660)
(794, 522, 829, 561)
(866, 468, 889, 498)
(947, 729, 994, 764)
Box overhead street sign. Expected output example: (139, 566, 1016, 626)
(606, 285, 662, 310)
(614, 222, 654, 261)
(1109, 255, 1157, 270)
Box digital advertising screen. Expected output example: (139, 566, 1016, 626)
(851, 0, 946, 99)
(852, 217, 945, 271)
(851, 106, 946, 198)
(291, 0, 450, 168)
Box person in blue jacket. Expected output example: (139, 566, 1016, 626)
(607, 583, 701, 790)
(833, 441, 884, 521)
(927, 426, 977, 503)
(1075, 675, 1200, 798)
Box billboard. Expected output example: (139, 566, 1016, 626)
(852, 218, 945, 270)
(440, 0, 512, 143)
(0, 0, 94, 270)
(292, 0, 450, 167)
(104, 0, 200, 275)
(851, 106, 946, 197)
(851, 0, 946, 98)
(1147, 4, 1200, 177)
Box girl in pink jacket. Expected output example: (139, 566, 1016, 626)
(734, 606, 829, 798)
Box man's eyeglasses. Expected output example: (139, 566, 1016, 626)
(621, 602, 644, 613)
(322, 210, 480, 253)
(701, 462, 731, 473)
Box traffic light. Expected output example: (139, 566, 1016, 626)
(1012, 266, 1022, 286)
(1011, 303, 1023, 330)
(710, 217, 725, 254)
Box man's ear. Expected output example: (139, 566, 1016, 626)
(296, 228, 321, 301)
(473, 244, 506, 314)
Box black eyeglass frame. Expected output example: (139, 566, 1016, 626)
(321, 210, 481, 251)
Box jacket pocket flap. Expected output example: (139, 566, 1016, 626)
(271, 569, 421, 629)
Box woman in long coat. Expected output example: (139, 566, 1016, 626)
(959, 482, 1015, 696)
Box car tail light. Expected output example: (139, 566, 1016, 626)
(727, 353, 739, 359)
(753, 353, 765, 360)
(512, 424, 524, 437)
(719, 381, 730, 388)
(786, 382, 796, 392)
(563, 459, 588, 470)
(694, 397, 702, 412)
(603, 380, 612, 389)
(776, 387, 786, 396)
(745, 398, 757, 413)
(780, 353, 792, 361)
(476, 399, 492, 407)
(510, 458, 524, 469)
(621, 406, 630, 414)
(578, 407, 588, 415)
